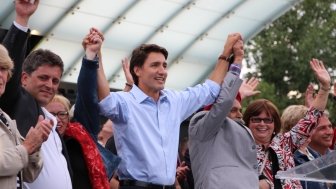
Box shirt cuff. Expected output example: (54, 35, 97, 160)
(229, 63, 241, 76)
(13, 21, 29, 33)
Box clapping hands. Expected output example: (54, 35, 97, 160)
(22, 115, 53, 154)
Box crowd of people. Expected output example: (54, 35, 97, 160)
(0, 1, 335, 189)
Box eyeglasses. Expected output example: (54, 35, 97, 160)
(51, 111, 69, 119)
(250, 117, 274, 124)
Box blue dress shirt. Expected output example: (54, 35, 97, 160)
(99, 80, 220, 185)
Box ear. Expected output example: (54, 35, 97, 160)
(21, 72, 29, 87)
(134, 66, 141, 77)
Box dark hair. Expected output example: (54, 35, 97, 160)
(23, 49, 64, 75)
(243, 99, 281, 135)
(130, 44, 168, 85)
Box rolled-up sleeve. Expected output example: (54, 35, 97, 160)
(175, 79, 220, 121)
(99, 93, 129, 123)
(204, 79, 221, 99)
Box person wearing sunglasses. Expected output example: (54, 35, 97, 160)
(243, 59, 331, 189)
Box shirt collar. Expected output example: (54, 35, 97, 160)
(41, 107, 57, 130)
(130, 84, 168, 103)
(307, 146, 332, 157)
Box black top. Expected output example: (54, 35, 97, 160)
(0, 24, 42, 136)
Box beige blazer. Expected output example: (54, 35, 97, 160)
(0, 110, 42, 189)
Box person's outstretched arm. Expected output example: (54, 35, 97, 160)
(95, 44, 111, 101)
(75, 27, 103, 137)
(189, 40, 244, 141)
(0, 0, 39, 114)
(310, 59, 330, 111)
(289, 59, 331, 148)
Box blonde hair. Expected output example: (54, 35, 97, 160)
(0, 44, 14, 79)
(49, 94, 71, 112)
(281, 105, 308, 133)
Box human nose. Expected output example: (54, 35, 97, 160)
(45, 78, 54, 88)
(54, 115, 61, 122)
(0, 69, 7, 79)
(158, 65, 167, 74)
(326, 127, 334, 135)
(237, 111, 243, 118)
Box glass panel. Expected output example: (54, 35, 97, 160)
(276, 150, 336, 183)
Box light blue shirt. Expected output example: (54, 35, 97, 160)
(99, 79, 220, 185)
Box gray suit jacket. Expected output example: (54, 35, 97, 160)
(189, 73, 259, 189)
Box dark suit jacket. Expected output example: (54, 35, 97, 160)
(188, 73, 259, 189)
(0, 24, 41, 136)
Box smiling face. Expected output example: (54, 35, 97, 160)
(45, 101, 69, 136)
(21, 64, 62, 106)
(0, 45, 13, 97)
(248, 111, 275, 145)
(309, 115, 334, 154)
(135, 52, 167, 98)
(243, 99, 281, 146)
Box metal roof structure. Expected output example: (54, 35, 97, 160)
(1, 0, 300, 91)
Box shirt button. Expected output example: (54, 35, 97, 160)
(252, 145, 256, 149)
(253, 164, 258, 169)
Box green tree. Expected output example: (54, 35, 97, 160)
(245, 0, 336, 121)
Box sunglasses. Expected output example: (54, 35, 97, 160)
(250, 117, 273, 124)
